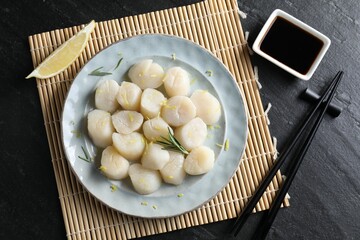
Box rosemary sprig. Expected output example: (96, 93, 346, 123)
(156, 127, 189, 155)
(89, 67, 112, 76)
(78, 146, 92, 162)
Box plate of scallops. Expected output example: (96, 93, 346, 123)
(61, 34, 248, 218)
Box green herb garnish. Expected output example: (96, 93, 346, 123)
(89, 67, 112, 76)
(156, 127, 189, 155)
(113, 57, 123, 70)
(177, 193, 184, 198)
(78, 146, 92, 162)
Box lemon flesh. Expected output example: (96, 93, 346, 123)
(26, 20, 96, 79)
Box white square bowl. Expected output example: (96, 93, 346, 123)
(252, 9, 331, 80)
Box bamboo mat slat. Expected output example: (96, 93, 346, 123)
(28, 0, 290, 239)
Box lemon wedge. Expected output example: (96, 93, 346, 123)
(26, 20, 96, 79)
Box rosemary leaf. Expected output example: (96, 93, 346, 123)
(89, 67, 112, 76)
(157, 139, 171, 145)
(78, 155, 91, 162)
(81, 146, 89, 159)
(114, 57, 123, 70)
(78, 146, 92, 163)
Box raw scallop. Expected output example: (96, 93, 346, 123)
(174, 117, 207, 150)
(95, 79, 120, 113)
(129, 163, 162, 195)
(100, 146, 129, 180)
(128, 59, 164, 89)
(141, 142, 170, 170)
(111, 110, 143, 134)
(184, 146, 215, 175)
(87, 109, 115, 148)
(160, 151, 186, 185)
(140, 88, 166, 119)
(112, 132, 145, 162)
(163, 67, 190, 97)
(161, 96, 196, 127)
(116, 81, 142, 111)
(142, 117, 171, 141)
(190, 90, 221, 125)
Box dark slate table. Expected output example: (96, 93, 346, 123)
(1, 0, 359, 239)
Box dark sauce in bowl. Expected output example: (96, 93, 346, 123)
(260, 16, 324, 75)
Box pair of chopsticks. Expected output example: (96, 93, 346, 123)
(230, 71, 344, 239)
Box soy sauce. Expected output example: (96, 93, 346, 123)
(260, 16, 324, 75)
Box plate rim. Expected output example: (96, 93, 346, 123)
(61, 33, 249, 218)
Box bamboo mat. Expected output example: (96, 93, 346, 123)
(28, 0, 289, 239)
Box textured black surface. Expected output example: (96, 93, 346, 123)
(1, 0, 359, 239)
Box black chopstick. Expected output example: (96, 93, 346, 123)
(252, 71, 343, 240)
(230, 71, 343, 237)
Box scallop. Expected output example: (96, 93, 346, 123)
(111, 110, 143, 134)
(141, 142, 170, 170)
(112, 132, 145, 162)
(128, 164, 162, 195)
(160, 151, 186, 185)
(116, 81, 142, 111)
(174, 117, 207, 150)
(140, 88, 166, 119)
(163, 67, 190, 97)
(183, 146, 215, 175)
(95, 79, 120, 113)
(142, 117, 171, 141)
(87, 109, 115, 148)
(128, 59, 165, 89)
(190, 90, 221, 125)
(161, 96, 196, 127)
(100, 146, 129, 180)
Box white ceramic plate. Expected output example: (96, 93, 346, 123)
(61, 34, 248, 218)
